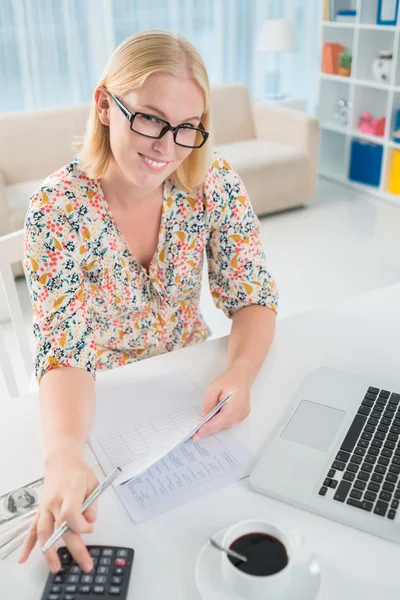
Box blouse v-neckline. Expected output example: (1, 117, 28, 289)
(96, 177, 170, 277)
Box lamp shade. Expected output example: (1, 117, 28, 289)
(257, 19, 297, 53)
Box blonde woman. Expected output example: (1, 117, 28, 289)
(20, 30, 278, 573)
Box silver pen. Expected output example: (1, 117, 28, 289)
(41, 466, 121, 553)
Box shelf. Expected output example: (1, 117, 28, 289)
(320, 121, 388, 144)
(323, 21, 356, 28)
(319, 170, 400, 207)
(388, 141, 400, 148)
(322, 22, 398, 31)
(320, 73, 394, 91)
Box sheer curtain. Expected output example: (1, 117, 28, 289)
(0, 0, 320, 114)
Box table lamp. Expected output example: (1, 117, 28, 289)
(257, 19, 297, 100)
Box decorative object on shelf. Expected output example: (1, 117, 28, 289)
(372, 50, 393, 84)
(388, 150, 400, 194)
(358, 113, 386, 137)
(392, 109, 400, 144)
(334, 98, 352, 126)
(257, 19, 298, 100)
(335, 10, 357, 23)
(338, 48, 352, 77)
(377, 0, 399, 26)
(349, 140, 383, 188)
(324, 0, 334, 21)
(322, 43, 345, 74)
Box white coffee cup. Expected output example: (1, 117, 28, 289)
(220, 519, 318, 600)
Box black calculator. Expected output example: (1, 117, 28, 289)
(40, 545, 134, 599)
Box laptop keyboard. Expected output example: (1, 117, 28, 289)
(319, 386, 400, 520)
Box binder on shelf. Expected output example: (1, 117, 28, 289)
(349, 140, 383, 188)
(377, 0, 399, 25)
(388, 151, 400, 195)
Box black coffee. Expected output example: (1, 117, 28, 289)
(228, 532, 288, 576)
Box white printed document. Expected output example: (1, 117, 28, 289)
(89, 371, 253, 522)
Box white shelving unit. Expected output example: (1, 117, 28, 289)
(317, 0, 400, 205)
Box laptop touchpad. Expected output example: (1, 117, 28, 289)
(281, 400, 346, 452)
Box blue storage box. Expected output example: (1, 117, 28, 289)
(349, 140, 383, 187)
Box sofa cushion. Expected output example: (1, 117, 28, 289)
(6, 179, 43, 231)
(215, 139, 309, 215)
(210, 84, 256, 145)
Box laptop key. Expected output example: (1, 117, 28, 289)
(354, 480, 367, 491)
(371, 410, 382, 419)
(358, 471, 370, 482)
(343, 471, 355, 482)
(324, 477, 332, 487)
(350, 455, 362, 465)
(364, 455, 376, 464)
(347, 463, 358, 473)
(358, 440, 369, 449)
(364, 491, 377, 502)
(367, 482, 380, 493)
(368, 447, 379, 456)
(377, 423, 389, 433)
(388, 434, 399, 442)
(379, 390, 390, 399)
(383, 410, 395, 419)
(389, 465, 400, 475)
(386, 473, 398, 484)
(329, 480, 338, 489)
(382, 417, 392, 426)
(319, 486, 327, 496)
(384, 441, 396, 450)
(328, 469, 336, 478)
(374, 501, 389, 516)
(395, 490, 400, 499)
(376, 397, 387, 406)
(336, 451, 350, 463)
(354, 447, 366, 457)
(358, 406, 371, 416)
(332, 460, 346, 471)
(374, 431, 385, 440)
(378, 456, 389, 466)
(381, 448, 393, 458)
(383, 482, 395, 492)
(375, 465, 387, 475)
(371, 473, 384, 484)
(391, 499, 399, 509)
(365, 425, 376, 433)
(387, 404, 397, 413)
(388, 509, 397, 520)
(347, 498, 373, 512)
(333, 480, 351, 502)
(349, 489, 362, 500)
(340, 415, 367, 453)
(362, 399, 374, 408)
(368, 387, 379, 394)
(361, 463, 373, 473)
(390, 393, 400, 405)
(379, 491, 392, 502)
(371, 440, 383, 449)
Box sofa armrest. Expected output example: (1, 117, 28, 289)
(252, 102, 320, 204)
(0, 171, 11, 237)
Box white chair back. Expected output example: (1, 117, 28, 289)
(0, 230, 33, 398)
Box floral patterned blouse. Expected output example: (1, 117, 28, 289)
(24, 150, 278, 382)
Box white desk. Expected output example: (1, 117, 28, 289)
(1, 283, 400, 599)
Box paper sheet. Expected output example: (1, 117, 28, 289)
(116, 428, 253, 523)
(89, 370, 254, 520)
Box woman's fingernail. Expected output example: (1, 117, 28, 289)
(84, 560, 93, 573)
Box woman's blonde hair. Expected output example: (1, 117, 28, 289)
(79, 30, 213, 193)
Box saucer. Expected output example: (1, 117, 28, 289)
(195, 528, 321, 600)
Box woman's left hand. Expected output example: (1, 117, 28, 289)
(193, 366, 251, 441)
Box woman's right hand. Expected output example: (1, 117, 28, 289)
(18, 445, 99, 573)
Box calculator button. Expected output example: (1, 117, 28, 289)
(70, 565, 81, 574)
(47, 595, 60, 600)
(93, 586, 105, 594)
(89, 548, 101, 557)
(101, 548, 114, 557)
(97, 566, 109, 575)
(114, 557, 127, 567)
(99, 557, 112, 566)
(114, 568, 124, 575)
(67, 575, 79, 584)
(64, 596, 76, 600)
(65, 585, 77, 593)
(81, 575, 93, 584)
(51, 586, 61, 593)
(60, 550, 71, 565)
(53, 575, 64, 583)
(95, 575, 108, 585)
(109, 587, 121, 595)
(79, 585, 91, 594)
(116, 549, 128, 557)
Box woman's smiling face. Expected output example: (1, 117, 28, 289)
(97, 72, 205, 190)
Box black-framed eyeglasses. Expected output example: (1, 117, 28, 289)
(111, 94, 209, 149)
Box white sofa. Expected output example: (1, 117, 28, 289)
(0, 83, 319, 242)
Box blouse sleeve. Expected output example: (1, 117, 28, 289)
(24, 186, 97, 382)
(204, 152, 279, 318)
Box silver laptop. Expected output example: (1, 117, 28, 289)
(249, 366, 400, 543)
